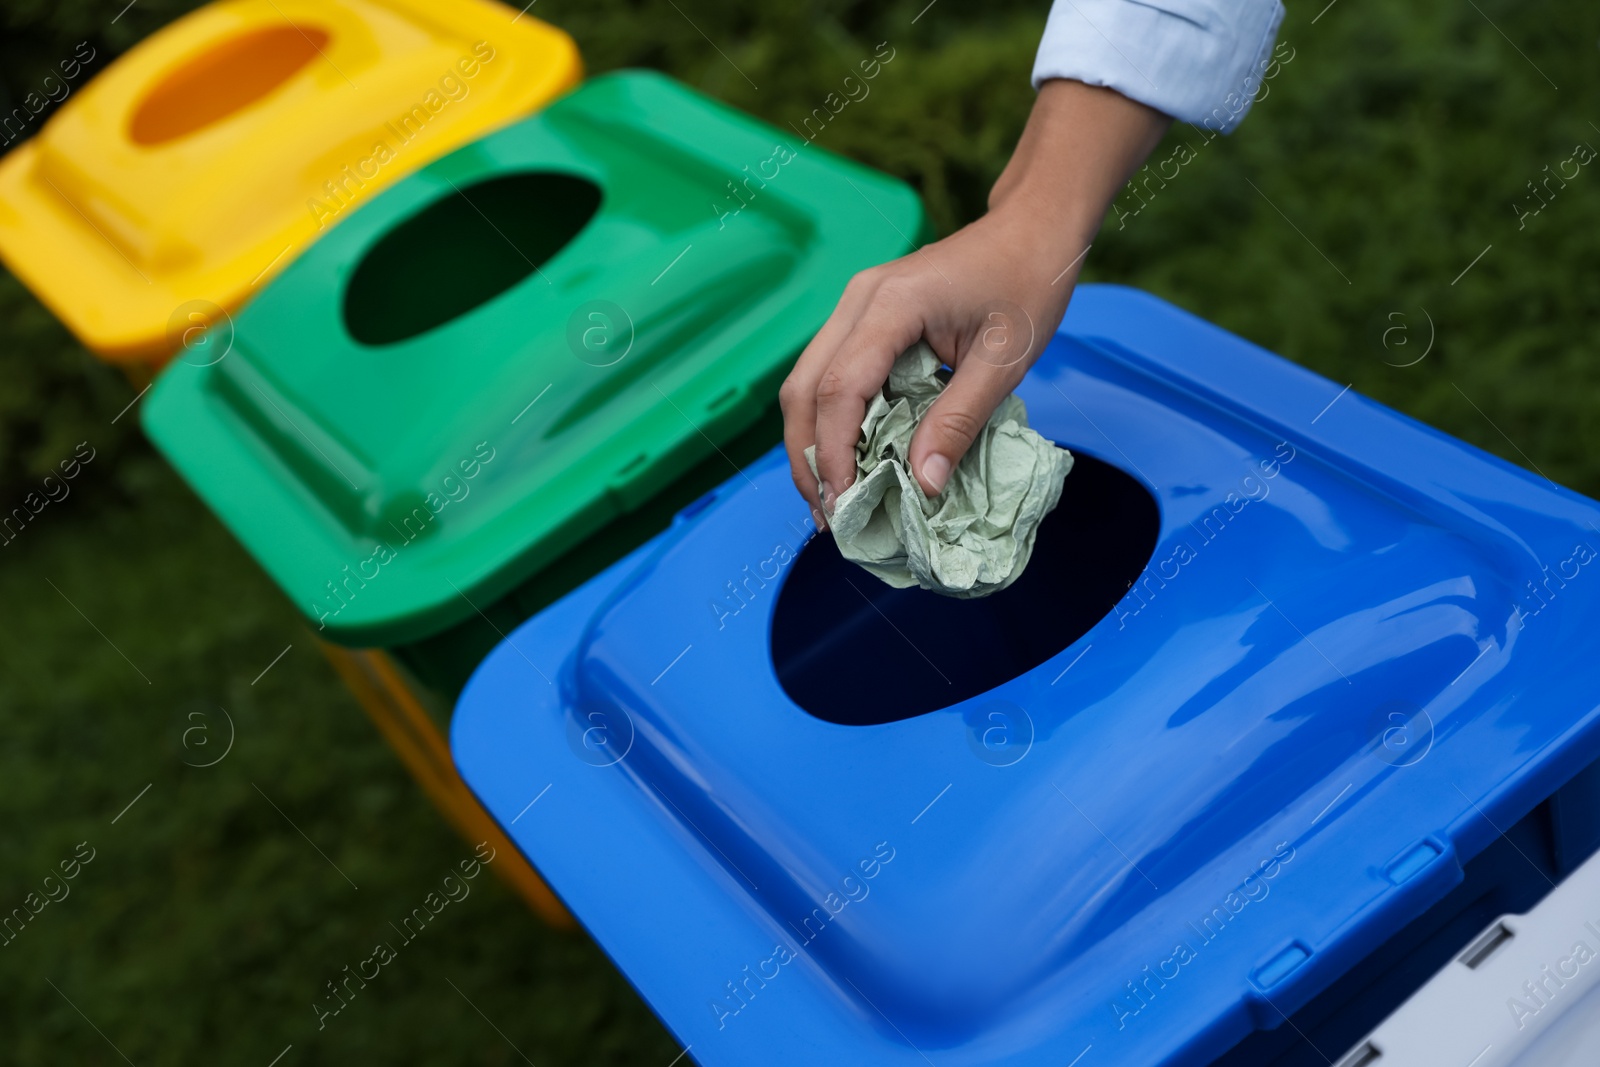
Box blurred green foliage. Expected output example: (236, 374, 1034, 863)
(0, 0, 1597, 1063)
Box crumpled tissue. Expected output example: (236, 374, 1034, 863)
(805, 342, 1072, 598)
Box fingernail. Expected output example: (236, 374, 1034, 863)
(820, 481, 837, 515)
(922, 454, 951, 495)
(810, 506, 829, 533)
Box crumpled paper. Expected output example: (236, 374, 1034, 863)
(805, 342, 1073, 598)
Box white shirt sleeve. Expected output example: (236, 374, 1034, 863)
(1032, 0, 1286, 133)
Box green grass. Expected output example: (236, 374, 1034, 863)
(1, 0, 1597, 1063)
(0, 462, 678, 1064)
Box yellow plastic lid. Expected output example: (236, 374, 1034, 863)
(0, 0, 580, 365)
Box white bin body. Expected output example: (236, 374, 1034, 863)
(1338, 846, 1600, 1066)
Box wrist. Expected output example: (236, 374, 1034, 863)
(987, 181, 1103, 261)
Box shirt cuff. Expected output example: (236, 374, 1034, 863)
(1031, 0, 1286, 134)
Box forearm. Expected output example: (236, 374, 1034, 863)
(987, 79, 1170, 299)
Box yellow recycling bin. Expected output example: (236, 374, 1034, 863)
(0, 0, 580, 374)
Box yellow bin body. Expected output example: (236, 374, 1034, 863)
(318, 644, 573, 928)
(0, 0, 580, 368)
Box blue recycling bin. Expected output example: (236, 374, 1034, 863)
(451, 285, 1600, 1066)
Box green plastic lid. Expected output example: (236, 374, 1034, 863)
(143, 70, 925, 647)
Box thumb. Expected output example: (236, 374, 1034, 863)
(907, 354, 1021, 497)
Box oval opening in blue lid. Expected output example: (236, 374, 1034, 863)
(770, 452, 1159, 723)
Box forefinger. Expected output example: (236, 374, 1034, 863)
(812, 298, 925, 509)
(779, 270, 884, 515)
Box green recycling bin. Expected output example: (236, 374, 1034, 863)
(142, 69, 928, 698)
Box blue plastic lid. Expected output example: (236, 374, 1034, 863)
(452, 285, 1600, 1066)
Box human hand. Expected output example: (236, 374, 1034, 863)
(780, 79, 1169, 524)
